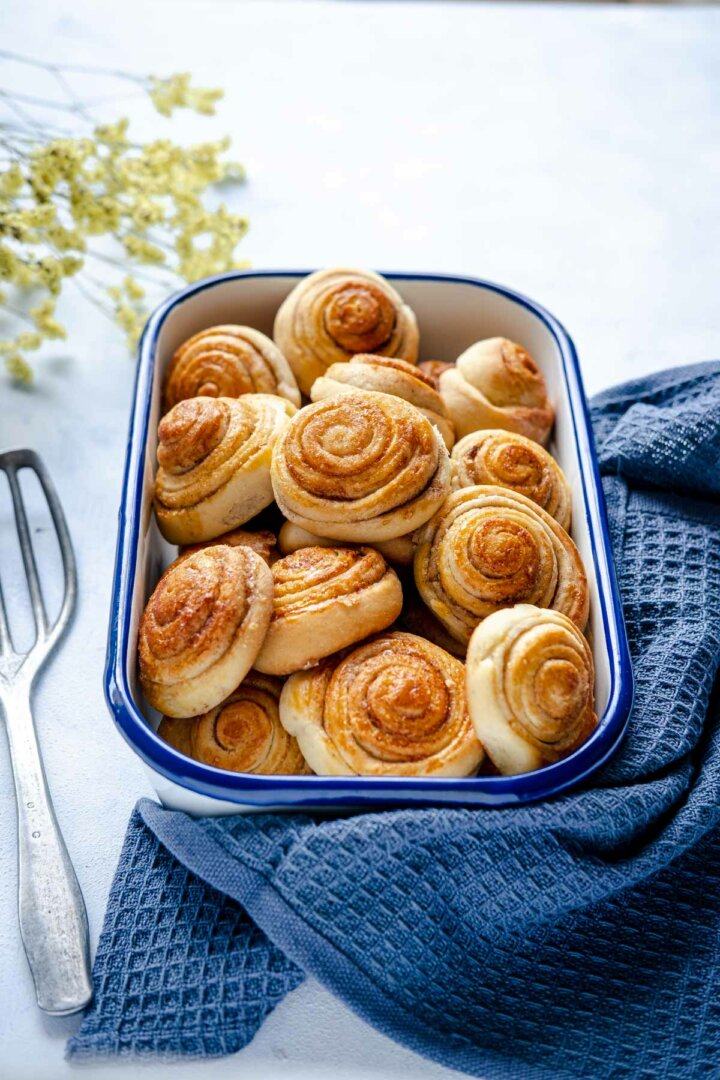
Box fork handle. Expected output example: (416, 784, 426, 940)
(3, 689, 93, 1014)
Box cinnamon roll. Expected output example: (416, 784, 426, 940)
(310, 354, 455, 449)
(156, 715, 193, 757)
(398, 592, 467, 659)
(466, 605, 597, 774)
(154, 394, 295, 545)
(163, 325, 301, 410)
(452, 429, 571, 530)
(180, 528, 278, 566)
(414, 485, 588, 645)
(255, 545, 403, 675)
(271, 390, 451, 542)
(138, 545, 273, 717)
(185, 673, 310, 774)
(440, 338, 554, 444)
(417, 359, 454, 387)
(279, 632, 484, 776)
(273, 268, 419, 395)
(277, 520, 415, 568)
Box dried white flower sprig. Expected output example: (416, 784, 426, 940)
(0, 52, 247, 383)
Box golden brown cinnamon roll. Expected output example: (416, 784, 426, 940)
(163, 325, 301, 410)
(157, 715, 193, 756)
(188, 673, 310, 774)
(414, 485, 588, 645)
(277, 520, 415, 568)
(452, 429, 571, 530)
(255, 546, 403, 675)
(279, 632, 484, 776)
(138, 546, 273, 717)
(397, 592, 467, 659)
(154, 395, 295, 545)
(179, 528, 278, 566)
(440, 338, 554, 444)
(310, 354, 455, 450)
(417, 359, 454, 387)
(273, 268, 419, 395)
(466, 605, 597, 774)
(271, 390, 451, 542)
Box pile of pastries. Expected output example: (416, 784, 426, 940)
(138, 267, 597, 780)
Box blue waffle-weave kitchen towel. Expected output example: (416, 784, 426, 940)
(69, 361, 720, 1078)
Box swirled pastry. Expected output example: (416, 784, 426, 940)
(156, 715, 193, 756)
(398, 593, 467, 659)
(255, 545, 403, 675)
(466, 605, 597, 774)
(279, 632, 484, 776)
(452, 429, 571, 530)
(271, 390, 451, 542)
(180, 528, 278, 566)
(277, 520, 415, 567)
(154, 394, 295, 544)
(138, 545, 273, 717)
(310, 354, 455, 449)
(163, 325, 301, 410)
(417, 359, 454, 387)
(165, 673, 310, 774)
(274, 268, 419, 395)
(439, 338, 554, 444)
(414, 485, 588, 645)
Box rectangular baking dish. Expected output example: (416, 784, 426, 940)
(105, 270, 633, 814)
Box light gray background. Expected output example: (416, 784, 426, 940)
(0, 1, 718, 1078)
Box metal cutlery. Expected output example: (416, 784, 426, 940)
(0, 448, 92, 1015)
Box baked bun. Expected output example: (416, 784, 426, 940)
(452, 429, 571, 530)
(397, 592, 467, 659)
(163, 325, 300, 410)
(180, 528, 278, 566)
(271, 389, 451, 542)
(156, 715, 193, 757)
(273, 268, 419, 395)
(440, 338, 554, 444)
(466, 605, 596, 774)
(277, 520, 415, 568)
(154, 395, 295, 544)
(159, 672, 310, 774)
(138, 546, 273, 717)
(310, 353, 455, 449)
(255, 546, 403, 675)
(279, 632, 484, 776)
(414, 485, 588, 645)
(417, 359, 454, 387)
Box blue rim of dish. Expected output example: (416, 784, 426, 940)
(104, 270, 634, 808)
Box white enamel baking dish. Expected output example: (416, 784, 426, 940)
(105, 271, 633, 815)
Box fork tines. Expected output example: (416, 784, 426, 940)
(0, 449, 77, 668)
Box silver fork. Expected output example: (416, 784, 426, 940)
(0, 448, 92, 1015)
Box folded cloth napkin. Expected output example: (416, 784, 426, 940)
(69, 361, 720, 1078)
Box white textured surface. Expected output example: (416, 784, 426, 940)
(0, 1, 718, 1077)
